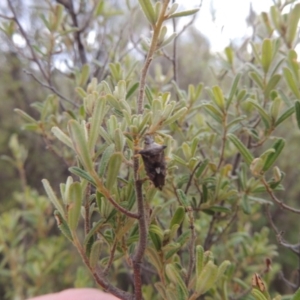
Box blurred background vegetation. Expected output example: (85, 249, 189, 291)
(1, 0, 300, 299)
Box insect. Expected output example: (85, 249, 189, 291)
(139, 135, 167, 190)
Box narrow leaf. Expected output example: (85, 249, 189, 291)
(51, 126, 73, 149)
(261, 38, 272, 74)
(227, 133, 254, 166)
(54, 210, 73, 242)
(169, 206, 185, 229)
(68, 120, 93, 171)
(42, 179, 65, 218)
(246, 100, 271, 128)
(283, 67, 300, 99)
(168, 8, 199, 19)
(88, 96, 106, 153)
(286, 3, 300, 48)
(262, 138, 285, 171)
(89, 240, 101, 270)
(295, 101, 300, 129)
(138, 0, 157, 25)
(196, 245, 204, 279)
(68, 166, 96, 186)
(98, 144, 115, 177)
(68, 182, 82, 231)
(106, 152, 122, 190)
(196, 261, 218, 295)
(275, 106, 294, 126)
(165, 264, 189, 298)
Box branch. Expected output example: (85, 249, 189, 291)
(261, 177, 300, 214)
(73, 235, 134, 300)
(176, 0, 203, 38)
(185, 207, 196, 285)
(23, 70, 79, 107)
(103, 239, 117, 276)
(185, 161, 203, 194)
(137, 0, 170, 114)
(57, 0, 87, 66)
(7, 0, 48, 81)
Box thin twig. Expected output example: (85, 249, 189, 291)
(217, 114, 227, 170)
(84, 184, 91, 235)
(185, 207, 196, 285)
(185, 161, 203, 194)
(176, 0, 203, 38)
(213, 209, 237, 245)
(203, 214, 217, 250)
(261, 177, 300, 214)
(72, 234, 134, 300)
(57, 0, 88, 66)
(7, 0, 48, 80)
(137, 0, 170, 114)
(132, 2, 171, 299)
(103, 240, 117, 276)
(24, 69, 79, 107)
(0, 13, 14, 20)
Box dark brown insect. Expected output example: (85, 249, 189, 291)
(139, 135, 167, 190)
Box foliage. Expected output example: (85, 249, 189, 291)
(0, 135, 92, 299)
(1, 0, 300, 299)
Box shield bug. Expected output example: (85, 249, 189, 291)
(139, 135, 167, 190)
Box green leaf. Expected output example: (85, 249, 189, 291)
(106, 152, 122, 190)
(202, 103, 223, 123)
(177, 189, 190, 207)
(149, 224, 163, 251)
(205, 205, 231, 213)
(249, 72, 264, 90)
(264, 74, 281, 97)
(165, 264, 189, 299)
(68, 166, 96, 186)
(251, 288, 268, 300)
(292, 287, 300, 300)
(246, 99, 271, 128)
(42, 179, 65, 218)
(79, 64, 90, 86)
(216, 260, 231, 281)
(169, 206, 185, 229)
(164, 107, 187, 125)
(270, 97, 281, 121)
(14, 109, 37, 123)
(167, 8, 199, 19)
(295, 101, 300, 129)
(195, 261, 218, 295)
(225, 46, 234, 65)
(68, 120, 93, 171)
(195, 159, 209, 178)
(283, 67, 300, 99)
(212, 86, 225, 110)
(286, 3, 300, 48)
(88, 96, 106, 154)
(262, 138, 285, 171)
(68, 182, 82, 231)
(51, 126, 73, 149)
(146, 247, 163, 274)
(138, 0, 157, 25)
(227, 73, 241, 108)
(261, 38, 272, 74)
(126, 82, 139, 99)
(227, 133, 254, 166)
(54, 210, 73, 242)
(98, 144, 115, 177)
(89, 240, 101, 270)
(275, 106, 294, 126)
(196, 245, 204, 279)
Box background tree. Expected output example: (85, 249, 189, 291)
(1, 0, 300, 300)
